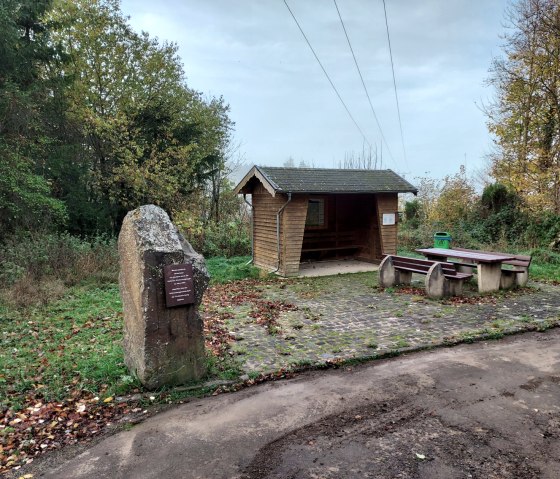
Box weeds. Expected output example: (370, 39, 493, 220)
(0, 233, 118, 307)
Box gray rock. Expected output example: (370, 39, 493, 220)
(118, 205, 209, 389)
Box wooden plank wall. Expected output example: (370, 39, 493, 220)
(281, 195, 308, 276)
(252, 184, 288, 271)
(376, 193, 399, 255)
(251, 186, 398, 272)
(252, 184, 308, 276)
(369, 195, 383, 260)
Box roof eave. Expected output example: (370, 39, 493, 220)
(233, 166, 279, 197)
(260, 189, 418, 195)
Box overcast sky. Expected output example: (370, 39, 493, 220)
(120, 0, 509, 182)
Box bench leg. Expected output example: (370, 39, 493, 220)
(379, 256, 413, 287)
(379, 256, 397, 287)
(516, 268, 529, 287)
(447, 278, 464, 296)
(426, 263, 446, 299)
(395, 270, 412, 285)
(457, 265, 475, 275)
(477, 263, 502, 293)
(500, 270, 516, 289)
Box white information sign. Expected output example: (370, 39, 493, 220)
(382, 213, 396, 226)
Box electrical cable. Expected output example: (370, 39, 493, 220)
(382, 0, 408, 168)
(283, 0, 373, 149)
(333, 0, 397, 168)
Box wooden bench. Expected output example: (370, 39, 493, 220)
(301, 230, 364, 253)
(379, 255, 473, 299)
(449, 248, 531, 287)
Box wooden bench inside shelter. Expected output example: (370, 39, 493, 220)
(448, 248, 531, 287)
(301, 230, 365, 253)
(379, 255, 473, 299)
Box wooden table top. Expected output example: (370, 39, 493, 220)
(416, 248, 516, 264)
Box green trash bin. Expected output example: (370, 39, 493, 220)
(434, 232, 452, 249)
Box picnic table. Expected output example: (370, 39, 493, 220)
(416, 247, 516, 293)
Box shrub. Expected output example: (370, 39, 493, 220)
(522, 212, 560, 248)
(398, 221, 483, 251)
(403, 199, 422, 228)
(480, 182, 521, 215)
(175, 214, 251, 258)
(0, 232, 118, 306)
(201, 220, 251, 258)
(530, 247, 560, 265)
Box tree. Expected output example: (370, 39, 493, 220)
(46, 0, 233, 231)
(0, 0, 67, 234)
(477, 182, 526, 244)
(403, 198, 422, 228)
(486, 0, 560, 213)
(338, 144, 379, 169)
(430, 166, 477, 227)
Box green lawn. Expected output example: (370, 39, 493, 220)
(0, 256, 261, 412)
(0, 284, 131, 411)
(206, 256, 261, 283)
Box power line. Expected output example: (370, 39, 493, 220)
(382, 0, 408, 168)
(283, 0, 373, 150)
(333, 0, 397, 168)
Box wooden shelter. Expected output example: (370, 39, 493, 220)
(234, 166, 417, 277)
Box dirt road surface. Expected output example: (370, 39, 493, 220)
(36, 329, 560, 478)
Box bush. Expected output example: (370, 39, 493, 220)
(522, 212, 560, 248)
(0, 232, 118, 306)
(398, 221, 484, 251)
(201, 220, 251, 258)
(403, 199, 422, 228)
(530, 247, 560, 265)
(175, 214, 251, 258)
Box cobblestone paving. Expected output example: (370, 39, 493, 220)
(221, 273, 560, 375)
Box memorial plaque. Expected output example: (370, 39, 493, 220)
(164, 263, 195, 307)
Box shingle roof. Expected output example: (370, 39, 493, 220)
(234, 165, 417, 195)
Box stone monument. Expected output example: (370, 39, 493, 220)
(118, 205, 209, 388)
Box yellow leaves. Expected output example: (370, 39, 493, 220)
(103, 396, 113, 403)
(417, 166, 477, 227)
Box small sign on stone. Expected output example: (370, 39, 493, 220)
(164, 263, 195, 307)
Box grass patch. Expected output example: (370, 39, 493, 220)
(393, 338, 410, 349)
(397, 247, 426, 259)
(206, 256, 261, 284)
(529, 262, 560, 283)
(0, 284, 133, 411)
(0, 255, 261, 411)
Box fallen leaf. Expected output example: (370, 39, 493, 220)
(103, 397, 113, 403)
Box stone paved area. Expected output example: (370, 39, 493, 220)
(218, 273, 560, 375)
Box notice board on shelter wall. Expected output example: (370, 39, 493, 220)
(382, 213, 396, 226)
